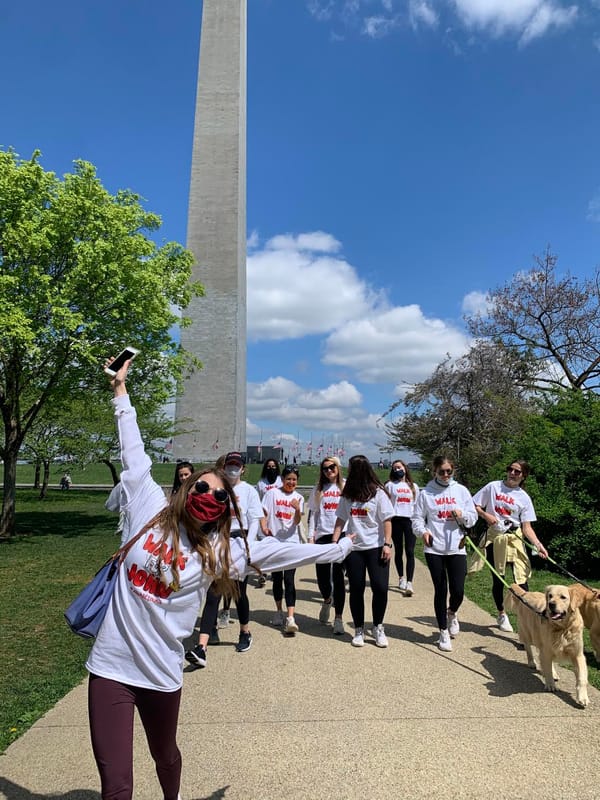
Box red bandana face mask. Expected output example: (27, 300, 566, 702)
(186, 492, 225, 524)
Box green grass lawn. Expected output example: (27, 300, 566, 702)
(1, 484, 598, 754)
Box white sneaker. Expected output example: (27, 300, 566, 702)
(319, 601, 332, 624)
(447, 610, 460, 637)
(373, 623, 388, 648)
(284, 616, 299, 635)
(333, 617, 345, 635)
(399, 577, 407, 592)
(404, 581, 414, 597)
(437, 629, 452, 652)
(218, 610, 230, 628)
(271, 610, 285, 626)
(497, 612, 514, 632)
(351, 627, 365, 647)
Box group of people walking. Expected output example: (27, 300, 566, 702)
(90, 355, 549, 800)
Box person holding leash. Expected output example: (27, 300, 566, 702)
(86, 357, 353, 800)
(473, 460, 548, 632)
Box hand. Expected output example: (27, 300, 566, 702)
(536, 542, 549, 559)
(423, 532, 433, 547)
(381, 545, 392, 563)
(290, 498, 301, 511)
(452, 508, 462, 520)
(104, 357, 131, 397)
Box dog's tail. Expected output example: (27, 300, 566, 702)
(504, 583, 526, 613)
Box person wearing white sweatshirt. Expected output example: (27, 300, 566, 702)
(85, 358, 353, 800)
(412, 455, 477, 652)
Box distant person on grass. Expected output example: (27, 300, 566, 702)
(85, 357, 353, 800)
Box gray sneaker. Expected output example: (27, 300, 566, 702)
(333, 617, 345, 635)
(319, 601, 332, 624)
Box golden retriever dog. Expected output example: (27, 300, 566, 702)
(504, 583, 589, 708)
(569, 582, 600, 662)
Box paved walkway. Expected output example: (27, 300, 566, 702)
(1, 560, 599, 800)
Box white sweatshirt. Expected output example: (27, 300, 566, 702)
(411, 478, 477, 556)
(85, 395, 352, 692)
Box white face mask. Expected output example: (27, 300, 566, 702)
(225, 466, 242, 480)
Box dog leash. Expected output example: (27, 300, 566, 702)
(463, 531, 547, 620)
(510, 530, 598, 594)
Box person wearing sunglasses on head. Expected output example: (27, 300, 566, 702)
(85, 359, 354, 800)
(472, 460, 548, 633)
(262, 465, 305, 635)
(412, 455, 477, 652)
(307, 456, 347, 635)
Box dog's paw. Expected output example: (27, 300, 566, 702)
(576, 691, 589, 708)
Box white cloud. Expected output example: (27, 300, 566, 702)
(323, 305, 470, 384)
(246, 229, 473, 461)
(461, 289, 490, 315)
(409, 0, 439, 29)
(247, 232, 386, 341)
(363, 15, 399, 37)
(452, 0, 578, 42)
(587, 190, 600, 221)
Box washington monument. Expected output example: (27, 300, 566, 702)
(174, 0, 247, 463)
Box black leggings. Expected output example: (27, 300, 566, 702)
(344, 547, 390, 627)
(486, 543, 529, 611)
(424, 553, 467, 630)
(391, 516, 416, 581)
(200, 579, 250, 631)
(315, 534, 346, 615)
(272, 569, 296, 607)
(88, 674, 181, 800)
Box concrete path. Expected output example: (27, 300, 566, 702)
(1, 560, 599, 800)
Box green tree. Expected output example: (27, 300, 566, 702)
(466, 249, 600, 391)
(0, 150, 200, 537)
(383, 341, 534, 488)
(494, 391, 600, 577)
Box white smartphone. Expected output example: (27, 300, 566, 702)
(104, 346, 140, 376)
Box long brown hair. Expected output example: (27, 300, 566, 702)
(342, 455, 387, 503)
(155, 468, 248, 597)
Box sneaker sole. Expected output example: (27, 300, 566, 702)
(375, 640, 388, 648)
(235, 640, 253, 653)
(185, 653, 207, 668)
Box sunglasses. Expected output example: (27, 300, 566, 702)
(437, 469, 453, 476)
(507, 467, 522, 475)
(282, 468, 299, 477)
(194, 480, 228, 503)
(322, 464, 337, 472)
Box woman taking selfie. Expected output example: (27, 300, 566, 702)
(86, 358, 353, 800)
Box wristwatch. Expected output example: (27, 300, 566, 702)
(383, 542, 393, 549)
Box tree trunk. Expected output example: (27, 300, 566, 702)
(101, 458, 120, 486)
(39, 460, 51, 499)
(0, 431, 20, 538)
(34, 459, 41, 488)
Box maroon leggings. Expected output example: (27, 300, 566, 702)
(88, 674, 182, 800)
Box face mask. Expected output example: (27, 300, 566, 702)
(435, 475, 452, 487)
(186, 492, 226, 524)
(392, 469, 405, 479)
(225, 466, 242, 480)
(265, 468, 277, 481)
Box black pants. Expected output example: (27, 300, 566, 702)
(486, 543, 529, 611)
(344, 547, 389, 627)
(391, 516, 416, 581)
(315, 534, 346, 615)
(200, 577, 250, 631)
(424, 553, 467, 630)
(272, 569, 296, 607)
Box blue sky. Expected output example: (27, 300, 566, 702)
(2, 0, 600, 462)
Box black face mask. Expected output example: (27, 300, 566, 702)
(392, 469, 405, 479)
(265, 468, 277, 482)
